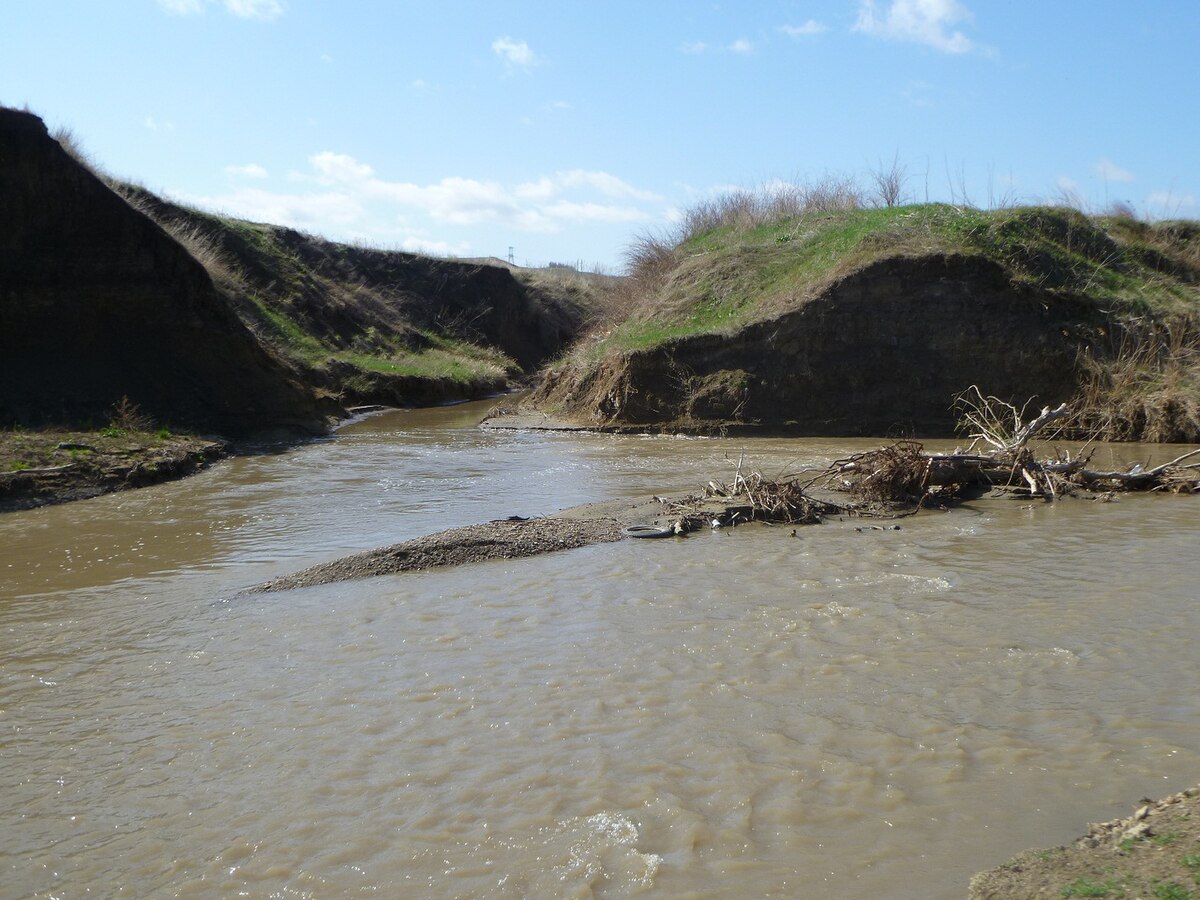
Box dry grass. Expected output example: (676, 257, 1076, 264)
(108, 183, 247, 292)
(50, 126, 102, 174)
(1071, 316, 1200, 442)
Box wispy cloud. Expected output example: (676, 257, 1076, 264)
(680, 40, 708, 54)
(1094, 158, 1134, 183)
(186, 187, 364, 228)
(516, 170, 661, 202)
(144, 115, 175, 132)
(224, 0, 283, 19)
(156, 0, 284, 19)
(729, 38, 754, 54)
(780, 20, 828, 38)
(192, 153, 658, 237)
(399, 236, 471, 257)
(1054, 176, 1085, 207)
(492, 36, 537, 69)
(225, 163, 268, 179)
(156, 0, 205, 12)
(853, 0, 975, 54)
(1146, 190, 1196, 215)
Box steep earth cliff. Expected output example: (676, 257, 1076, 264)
(1, 107, 608, 436)
(0, 108, 329, 436)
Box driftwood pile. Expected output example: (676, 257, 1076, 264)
(824, 389, 1200, 504)
(666, 390, 1199, 533)
(662, 454, 841, 533)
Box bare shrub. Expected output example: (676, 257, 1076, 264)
(109, 396, 154, 432)
(672, 177, 863, 248)
(870, 153, 908, 208)
(800, 176, 863, 213)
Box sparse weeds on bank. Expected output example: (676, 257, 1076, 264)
(1153, 882, 1194, 900)
(1060, 876, 1123, 897)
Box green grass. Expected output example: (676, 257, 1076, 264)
(333, 348, 501, 383)
(603, 204, 1199, 353)
(251, 298, 330, 363)
(1153, 882, 1193, 900)
(331, 333, 515, 385)
(1061, 877, 1122, 897)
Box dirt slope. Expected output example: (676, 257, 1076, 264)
(0, 108, 329, 436)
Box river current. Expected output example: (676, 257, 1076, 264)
(3, 400, 1199, 898)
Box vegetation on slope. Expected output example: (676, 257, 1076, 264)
(549, 185, 1200, 441)
(110, 186, 521, 398)
(607, 201, 1197, 350)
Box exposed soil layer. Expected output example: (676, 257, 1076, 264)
(532, 255, 1099, 436)
(0, 108, 329, 437)
(0, 429, 227, 512)
(970, 785, 1200, 899)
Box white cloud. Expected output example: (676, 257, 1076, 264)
(780, 20, 827, 37)
(1094, 158, 1134, 183)
(185, 187, 364, 228)
(225, 163, 269, 179)
(155, 0, 283, 19)
(730, 38, 754, 54)
(492, 36, 537, 68)
(680, 41, 708, 54)
(185, 154, 659, 249)
(854, 0, 975, 54)
(156, 0, 204, 12)
(144, 115, 175, 132)
(899, 80, 933, 107)
(223, 0, 284, 20)
(399, 236, 471, 256)
(411, 79, 428, 90)
(1054, 176, 1085, 207)
(1146, 191, 1196, 214)
(543, 201, 648, 223)
(310, 151, 376, 183)
(554, 170, 661, 201)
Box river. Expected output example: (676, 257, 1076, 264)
(3, 400, 1199, 898)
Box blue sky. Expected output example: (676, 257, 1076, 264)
(4, 1, 1198, 270)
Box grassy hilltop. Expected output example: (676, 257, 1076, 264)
(532, 190, 1200, 441)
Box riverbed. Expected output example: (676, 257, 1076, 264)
(3, 400, 1198, 898)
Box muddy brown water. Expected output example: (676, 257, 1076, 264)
(3, 399, 1199, 898)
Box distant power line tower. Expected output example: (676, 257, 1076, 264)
(507, 246, 515, 265)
